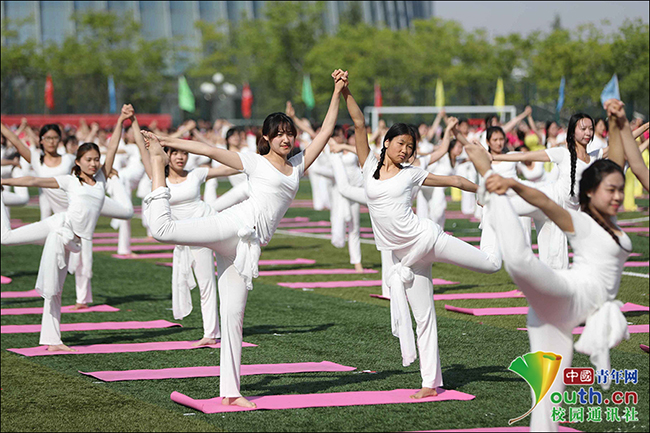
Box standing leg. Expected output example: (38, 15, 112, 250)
(428, 187, 447, 228)
(2, 197, 57, 245)
(39, 192, 53, 221)
(72, 238, 93, 309)
(416, 189, 430, 220)
(381, 250, 394, 298)
(39, 252, 75, 352)
(191, 246, 220, 345)
(330, 188, 347, 249)
(347, 201, 363, 271)
(203, 176, 219, 207)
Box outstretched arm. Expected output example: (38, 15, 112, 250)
(131, 116, 153, 179)
(1, 123, 32, 163)
(423, 173, 478, 192)
(486, 175, 573, 232)
(102, 104, 133, 178)
(206, 165, 242, 180)
(303, 69, 347, 170)
(502, 106, 532, 133)
(492, 149, 550, 163)
(633, 122, 649, 140)
(1, 176, 59, 189)
(425, 109, 445, 143)
(427, 117, 458, 164)
(158, 136, 243, 170)
(341, 87, 370, 166)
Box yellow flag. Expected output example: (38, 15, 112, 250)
(494, 77, 505, 108)
(435, 78, 445, 108)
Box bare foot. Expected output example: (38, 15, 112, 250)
(221, 397, 257, 408)
(192, 338, 217, 347)
(410, 387, 438, 399)
(69, 303, 88, 310)
(142, 131, 168, 162)
(47, 344, 77, 352)
(354, 263, 364, 273)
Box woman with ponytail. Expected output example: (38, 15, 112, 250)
(341, 78, 501, 400)
(0, 105, 128, 352)
(463, 140, 632, 432)
(140, 70, 347, 409)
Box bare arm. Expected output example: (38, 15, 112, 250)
(286, 101, 316, 139)
(159, 136, 243, 170)
(340, 87, 369, 167)
(84, 123, 99, 143)
(502, 106, 532, 133)
(427, 117, 458, 165)
(131, 116, 152, 179)
(492, 149, 550, 163)
(527, 114, 541, 139)
(206, 165, 242, 180)
(191, 128, 215, 146)
(606, 113, 625, 169)
(633, 122, 649, 140)
(1, 176, 60, 189)
(102, 105, 132, 178)
(169, 120, 196, 139)
(303, 70, 346, 170)
(426, 110, 445, 143)
(1, 123, 32, 163)
(423, 173, 478, 193)
(639, 139, 649, 153)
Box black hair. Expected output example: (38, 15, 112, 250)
(566, 113, 594, 197)
(373, 123, 418, 180)
(225, 127, 238, 150)
(38, 124, 62, 164)
(345, 128, 355, 140)
(579, 159, 630, 251)
(162, 146, 189, 177)
(595, 117, 609, 134)
(71, 142, 100, 183)
(514, 144, 528, 152)
(448, 138, 459, 167)
(486, 126, 506, 154)
(258, 112, 297, 156)
(458, 117, 469, 126)
(332, 125, 344, 138)
(484, 114, 499, 128)
(544, 120, 559, 148)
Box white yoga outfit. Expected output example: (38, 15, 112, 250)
(112, 143, 145, 255)
(2, 167, 29, 207)
(1, 172, 107, 346)
(362, 152, 501, 389)
(144, 151, 305, 398)
(489, 193, 631, 432)
(419, 153, 453, 229)
(207, 149, 251, 213)
(518, 161, 547, 184)
(30, 150, 75, 217)
(308, 149, 333, 211)
(330, 151, 362, 265)
(166, 167, 220, 340)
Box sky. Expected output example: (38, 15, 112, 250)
(433, 1, 649, 38)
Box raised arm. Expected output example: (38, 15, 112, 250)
(84, 122, 100, 144)
(605, 100, 626, 169)
(206, 165, 242, 180)
(286, 101, 316, 139)
(169, 120, 196, 139)
(427, 117, 458, 165)
(1, 123, 32, 163)
(527, 112, 542, 139)
(131, 115, 152, 179)
(633, 122, 649, 140)
(303, 69, 347, 170)
(423, 173, 478, 193)
(340, 86, 369, 166)
(502, 106, 532, 133)
(426, 109, 445, 143)
(158, 135, 243, 170)
(607, 101, 649, 191)
(102, 104, 132, 178)
(1, 176, 60, 189)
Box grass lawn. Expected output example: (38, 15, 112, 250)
(1, 181, 648, 432)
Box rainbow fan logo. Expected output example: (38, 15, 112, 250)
(508, 351, 562, 425)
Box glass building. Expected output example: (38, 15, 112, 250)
(1, 1, 435, 47)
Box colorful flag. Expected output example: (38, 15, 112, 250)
(44, 75, 55, 110)
(600, 74, 620, 107)
(178, 75, 195, 113)
(435, 78, 445, 108)
(241, 82, 253, 119)
(302, 74, 315, 110)
(493, 77, 505, 108)
(556, 76, 565, 113)
(374, 81, 382, 108)
(108, 75, 117, 114)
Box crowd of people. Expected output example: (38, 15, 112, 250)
(1, 70, 649, 431)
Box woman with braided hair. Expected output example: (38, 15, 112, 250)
(463, 139, 631, 432)
(485, 113, 603, 269)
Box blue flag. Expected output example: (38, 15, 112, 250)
(108, 75, 117, 114)
(556, 76, 565, 113)
(600, 74, 620, 107)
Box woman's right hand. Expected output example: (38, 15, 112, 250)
(485, 174, 512, 195)
(332, 69, 349, 92)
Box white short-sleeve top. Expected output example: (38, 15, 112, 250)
(237, 151, 305, 245)
(54, 171, 106, 240)
(362, 152, 441, 251)
(167, 167, 215, 220)
(31, 149, 75, 214)
(545, 146, 602, 210)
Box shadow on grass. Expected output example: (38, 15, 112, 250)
(1, 298, 43, 306)
(432, 284, 479, 294)
(243, 323, 335, 336)
(103, 294, 171, 305)
(443, 364, 520, 389)
(62, 327, 189, 345)
(2, 270, 38, 278)
(247, 369, 412, 396)
(262, 244, 322, 252)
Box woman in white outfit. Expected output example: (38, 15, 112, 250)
(0, 105, 128, 351)
(208, 128, 252, 213)
(140, 70, 347, 408)
(464, 140, 631, 432)
(516, 145, 548, 184)
(141, 142, 242, 346)
(1, 119, 134, 309)
(341, 83, 501, 400)
(486, 114, 603, 270)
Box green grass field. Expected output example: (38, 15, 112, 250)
(2, 181, 648, 432)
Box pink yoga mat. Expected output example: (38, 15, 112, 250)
(92, 237, 159, 244)
(279, 279, 458, 289)
(288, 227, 373, 233)
(624, 261, 649, 267)
(1, 289, 40, 298)
(278, 221, 331, 228)
(113, 252, 174, 259)
(280, 217, 310, 223)
(1, 276, 12, 284)
(2, 320, 181, 334)
(94, 232, 121, 238)
(1, 304, 119, 316)
(420, 427, 581, 432)
(156, 258, 317, 267)
(7, 340, 257, 357)
(623, 227, 649, 232)
(445, 302, 649, 316)
(93, 244, 173, 252)
(171, 388, 475, 413)
(641, 344, 649, 353)
(80, 361, 355, 382)
(258, 268, 378, 276)
(370, 290, 525, 302)
(518, 324, 649, 335)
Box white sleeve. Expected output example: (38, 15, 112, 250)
(545, 147, 567, 164)
(288, 151, 305, 177)
(192, 167, 209, 184)
(362, 151, 378, 175)
(238, 152, 259, 176)
(409, 166, 429, 187)
(54, 174, 72, 190)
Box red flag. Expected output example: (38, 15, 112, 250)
(374, 81, 382, 108)
(241, 82, 253, 119)
(45, 75, 55, 110)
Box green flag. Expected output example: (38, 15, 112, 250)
(178, 75, 195, 113)
(302, 74, 315, 110)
